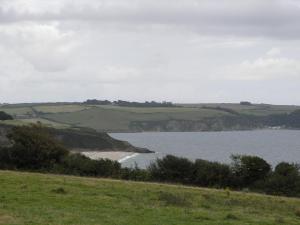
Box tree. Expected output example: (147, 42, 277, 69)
(264, 162, 300, 197)
(6, 125, 68, 170)
(231, 155, 271, 187)
(192, 159, 232, 188)
(148, 155, 193, 183)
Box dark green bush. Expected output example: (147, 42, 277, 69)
(56, 153, 121, 178)
(0, 125, 121, 178)
(192, 159, 232, 188)
(231, 155, 271, 188)
(120, 166, 150, 181)
(148, 155, 194, 183)
(264, 162, 300, 197)
(5, 125, 68, 170)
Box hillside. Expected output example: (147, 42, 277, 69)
(0, 170, 299, 225)
(0, 124, 152, 153)
(1, 102, 300, 132)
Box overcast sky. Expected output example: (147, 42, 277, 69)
(0, 0, 300, 104)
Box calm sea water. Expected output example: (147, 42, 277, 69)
(110, 130, 300, 168)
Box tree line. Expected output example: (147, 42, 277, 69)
(83, 99, 174, 107)
(0, 125, 299, 197)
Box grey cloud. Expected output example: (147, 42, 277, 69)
(1, 0, 300, 39)
(0, 0, 300, 104)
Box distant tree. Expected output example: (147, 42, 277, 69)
(83, 99, 111, 105)
(240, 101, 252, 106)
(113, 100, 174, 107)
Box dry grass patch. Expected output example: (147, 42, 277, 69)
(0, 212, 17, 225)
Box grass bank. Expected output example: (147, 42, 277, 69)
(0, 170, 299, 225)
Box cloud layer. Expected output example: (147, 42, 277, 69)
(0, 0, 300, 104)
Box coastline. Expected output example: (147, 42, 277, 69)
(118, 153, 140, 163)
(81, 151, 140, 163)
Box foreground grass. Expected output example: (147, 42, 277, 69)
(0, 171, 300, 225)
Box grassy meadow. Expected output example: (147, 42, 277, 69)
(0, 170, 299, 225)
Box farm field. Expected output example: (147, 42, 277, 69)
(179, 103, 300, 116)
(0, 170, 300, 225)
(1, 102, 300, 132)
(0, 118, 71, 129)
(42, 106, 229, 132)
(33, 104, 91, 114)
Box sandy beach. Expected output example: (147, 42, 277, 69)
(81, 151, 139, 162)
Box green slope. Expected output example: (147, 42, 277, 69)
(0, 170, 300, 225)
(1, 102, 300, 132)
(42, 106, 228, 132)
(0, 124, 152, 153)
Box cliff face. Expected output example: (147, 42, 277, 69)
(48, 128, 152, 153)
(129, 116, 264, 132)
(0, 124, 152, 153)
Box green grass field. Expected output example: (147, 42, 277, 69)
(180, 103, 300, 116)
(42, 106, 229, 132)
(0, 118, 70, 129)
(33, 105, 91, 114)
(1, 102, 300, 132)
(0, 170, 299, 225)
(0, 107, 34, 118)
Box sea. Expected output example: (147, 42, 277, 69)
(110, 130, 300, 168)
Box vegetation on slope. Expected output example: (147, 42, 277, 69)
(0, 124, 152, 153)
(0, 170, 300, 225)
(1, 125, 300, 198)
(1, 101, 300, 132)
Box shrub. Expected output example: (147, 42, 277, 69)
(148, 155, 194, 183)
(192, 159, 232, 188)
(231, 155, 271, 188)
(59, 153, 121, 177)
(120, 166, 150, 181)
(264, 162, 300, 197)
(0, 125, 121, 178)
(1, 125, 68, 170)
